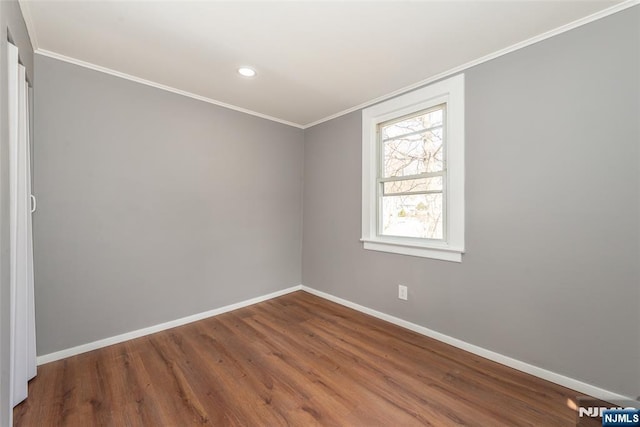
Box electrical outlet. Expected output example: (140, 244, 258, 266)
(398, 285, 408, 301)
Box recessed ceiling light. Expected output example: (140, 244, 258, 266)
(238, 67, 256, 77)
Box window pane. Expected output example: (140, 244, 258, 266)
(381, 107, 444, 178)
(383, 129, 443, 176)
(383, 176, 442, 195)
(381, 193, 443, 239)
(381, 108, 443, 140)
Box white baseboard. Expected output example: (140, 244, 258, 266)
(36, 283, 633, 402)
(300, 285, 633, 402)
(36, 285, 302, 365)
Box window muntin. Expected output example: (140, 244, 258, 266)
(378, 105, 446, 241)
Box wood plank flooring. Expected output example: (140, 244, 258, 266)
(14, 291, 594, 426)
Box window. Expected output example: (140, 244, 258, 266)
(361, 74, 464, 262)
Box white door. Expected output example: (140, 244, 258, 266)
(7, 41, 37, 408)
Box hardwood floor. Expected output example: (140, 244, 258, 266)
(14, 291, 593, 426)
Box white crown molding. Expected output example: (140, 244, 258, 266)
(17, 0, 39, 51)
(36, 285, 303, 365)
(300, 286, 634, 402)
(35, 49, 305, 129)
(303, 0, 640, 129)
(21, 1, 639, 129)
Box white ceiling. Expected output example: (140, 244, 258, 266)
(20, 0, 625, 127)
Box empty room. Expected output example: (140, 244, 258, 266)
(1, 0, 639, 426)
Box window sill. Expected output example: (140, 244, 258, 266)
(360, 238, 463, 262)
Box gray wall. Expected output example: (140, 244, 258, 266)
(0, 1, 34, 424)
(33, 56, 304, 356)
(302, 7, 640, 398)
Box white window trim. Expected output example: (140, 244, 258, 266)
(361, 74, 465, 262)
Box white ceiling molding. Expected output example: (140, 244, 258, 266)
(35, 48, 305, 129)
(304, 0, 640, 129)
(21, 0, 638, 129)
